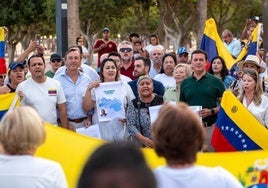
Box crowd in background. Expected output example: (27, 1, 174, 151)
(0, 16, 266, 187)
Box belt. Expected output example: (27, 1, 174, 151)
(68, 117, 86, 123)
(203, 121, 214, 127)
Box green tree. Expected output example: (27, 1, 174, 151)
(208, 0, 262, 37)
(0, 0, 55, 63)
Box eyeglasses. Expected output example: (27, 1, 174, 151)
(51, 59, 61, 63)
(0, 74, 6, 79)
(119, 48, 132, 53)
(9, 62, 26, 70)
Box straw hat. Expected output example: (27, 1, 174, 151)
(237, 55, 265, 73)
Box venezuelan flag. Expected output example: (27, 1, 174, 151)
(211, 91, 268, 152)
(0, 27, 5, 58)
(246, 23, 261, 55)
(0, 93, 20, 120)
(200, 18, 236, 70)
(37, 123, 268, 187)
(236, 23, 261, 63)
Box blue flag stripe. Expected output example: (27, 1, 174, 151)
(216, 107, 261, 151)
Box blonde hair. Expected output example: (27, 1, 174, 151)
(0, 106, 46, 154)
(238, 70, 263, 106)
(174, 63, 192, 77)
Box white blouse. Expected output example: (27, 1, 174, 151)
(242, 94, 268, 128)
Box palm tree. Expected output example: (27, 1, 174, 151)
(67, 0, 80, 46)
(196, 0, 207, 47)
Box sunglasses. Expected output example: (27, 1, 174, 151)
(9, 62, 26, 70)
(51, 59, 61, 63)
(0, 74, 6, 79)
(119, 48, 132, 53)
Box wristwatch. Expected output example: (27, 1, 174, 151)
(211, 109, 215, 115)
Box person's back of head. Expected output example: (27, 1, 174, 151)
(152, 102, 205, 165)
(78, 142, 157, 188)
(0, 106, 45, 155)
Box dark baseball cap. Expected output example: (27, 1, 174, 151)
(103, 27, 110, 33)
(9, 62, 25, 70)
(50, 53, 62, 61)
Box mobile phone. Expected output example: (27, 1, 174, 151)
(35, 34, 41, 45)
(230, 80, 238, 90)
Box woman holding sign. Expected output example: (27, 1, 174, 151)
(83, 58, 135, 141)
(126, 75, 164, 148)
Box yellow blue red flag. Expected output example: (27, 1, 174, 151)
(36, 123, 268, 188)
(212, 91, 268, 151)
(200, 18, 236, 69)
(0, 93, 20, 120)
(0, 27, 5, 58)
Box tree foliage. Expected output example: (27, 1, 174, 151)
(0, 0, 55, 62)
(208, 0, 262, 37)
(0, 0, 264, 61)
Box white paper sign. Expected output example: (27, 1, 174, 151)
(149, 105, 163, 125)
(189, 105, 202, 122)
(76, 124, 101, 139)
(94, 81, 125, 122)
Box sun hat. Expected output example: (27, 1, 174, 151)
(237, 55, 265, 73)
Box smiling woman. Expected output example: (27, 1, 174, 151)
(82, 58, 135, 141)
(126, 75, 164, 148)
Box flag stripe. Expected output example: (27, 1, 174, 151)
(0, 93, 20, 120)
(212, 91, 268, 151)
(0, 110, 8, 120)
(212, 126, 237, 152)
(222, 91, 268, 149)
(200, 34, 218, 62)
(216, 107, 261, 151)
(200, 18, 235, 69)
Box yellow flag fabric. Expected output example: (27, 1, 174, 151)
(0, 93, 20, 120)
(212, 91, 268, 151)
(200, 18, 236, 69)
(201, 18, 261, 71)
(36, 124, 104, 188)
(223, 91, 268, 149)
(236, 23, 260, 62)
(0, 27, 5, 41)
(37, 123, 268, 188)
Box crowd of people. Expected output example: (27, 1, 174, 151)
(0, 20, 267, 146)
(0, 17, 266, 186)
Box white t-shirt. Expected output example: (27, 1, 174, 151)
(154, 73, 176, 90)
(0, 155, 67, 188)
(154, 165, 243, 188)
(16, 77, 66, 125)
